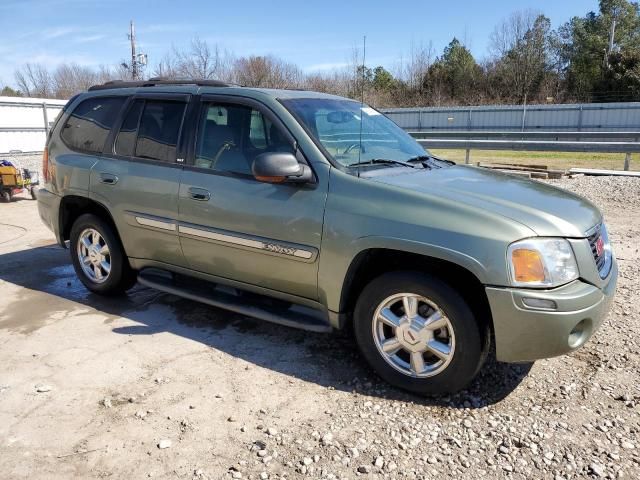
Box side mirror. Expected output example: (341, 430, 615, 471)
(252, 152, 313, 184)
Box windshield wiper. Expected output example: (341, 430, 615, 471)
(406, 155, 431, 163)
(349, 158, 416, 169)
(406, 154, 455, 168)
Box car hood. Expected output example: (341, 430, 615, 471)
(363, 165, 601, 237)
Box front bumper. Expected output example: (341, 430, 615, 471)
(487, 258, 618, 362)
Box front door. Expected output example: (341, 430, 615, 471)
(90, 94, 190, 267)
(177, 96, 327, 300)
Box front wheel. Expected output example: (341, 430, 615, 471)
(70, 214, 136, 295)
(353, 271, 485, 395)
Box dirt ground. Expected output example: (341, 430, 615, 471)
(1, 176, 639, 480)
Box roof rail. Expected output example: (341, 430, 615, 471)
(88, 78, 238, 91)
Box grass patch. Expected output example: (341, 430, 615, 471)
(430, 149, 639, 171)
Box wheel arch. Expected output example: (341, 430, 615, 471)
(58, 195, 121, 250)
(338, 247, 493, 336)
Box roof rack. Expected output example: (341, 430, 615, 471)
(88, 78, 238, 91)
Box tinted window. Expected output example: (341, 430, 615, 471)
(132, 101, 186, 162)
(115, 100, 143, 157)
(114, 100, 186, 161)
(61, 97, 125, 153)
(195, 103, 294, 174)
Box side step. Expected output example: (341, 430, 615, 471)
(137, 269, 332, 333)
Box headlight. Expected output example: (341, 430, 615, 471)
(507, 238, 579, 287)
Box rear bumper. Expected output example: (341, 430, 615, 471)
(37, 188, 63, 245)
(487, 258, 618, 362)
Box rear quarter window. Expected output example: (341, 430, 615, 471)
(60, 97, 125, 153)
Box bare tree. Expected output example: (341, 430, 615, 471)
(398, 41, 435, 91)
(490, 9, 552, 102)
(153, 53, 181, 80)
(53, 63, 97, 99)
(14, 63, 53, 97)
(152, 37, 233, 81)
(232, 55, 302, 88)
(304, 69, 351, 96)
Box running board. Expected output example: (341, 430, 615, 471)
(137, 269, 332, 333)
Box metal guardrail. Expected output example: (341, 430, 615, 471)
(0, 127, 50, 133)
(409, 132, 639, 171)
(382, 102, 640, 131)
(410, 131, 640, 141)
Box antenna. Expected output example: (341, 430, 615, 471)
(357, 35, 366, 178)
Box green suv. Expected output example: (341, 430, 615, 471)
(37, 79, 617, 394)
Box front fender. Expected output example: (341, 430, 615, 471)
(357, 236, 488, 281)
(317, 167, 535, 316)
(318, 235, 490, 315)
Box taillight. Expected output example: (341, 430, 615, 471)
(43, 147, 50, 183)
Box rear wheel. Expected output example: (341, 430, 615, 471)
(70, 214, 136, 295)
(2, 191, 11, 202)
(29, 186, 36, 200)
(353, 271, 485, 394)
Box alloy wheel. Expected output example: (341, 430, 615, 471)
(77, 228, 111, 283)
(371, 293, 456, 377)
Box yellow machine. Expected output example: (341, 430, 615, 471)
(0, 161, 39, 202)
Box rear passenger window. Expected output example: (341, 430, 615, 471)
(136, 101, 186, 162)
(115, 100, 143, 157)
(115, 100, 186, 162)
(61, 97, 125, 153)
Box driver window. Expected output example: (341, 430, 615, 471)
(195, 102, 295, 175)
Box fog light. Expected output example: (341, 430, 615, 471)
(522, 297, 557, 310)
(568, 319, 589, 348)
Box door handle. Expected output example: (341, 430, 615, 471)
(99, 173, 118, 185)
(187, 187, 211, 201)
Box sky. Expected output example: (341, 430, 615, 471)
(0, 0, 602, 88)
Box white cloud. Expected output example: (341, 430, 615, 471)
(75, 34, 108, 44)
(42, 26, 78, 40)
(305, 62, 350, 72)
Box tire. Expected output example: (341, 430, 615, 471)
(353, 271, 485, 395)
(70, 213, 136, 295)
(30, 186, 36, 200)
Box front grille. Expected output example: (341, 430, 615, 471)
(587, 224, 606, 273)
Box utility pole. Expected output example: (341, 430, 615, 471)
(129, 20, 137, 80)
(124, 21, 147, 80)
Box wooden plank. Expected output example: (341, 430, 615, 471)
(569, 168, 640, 177)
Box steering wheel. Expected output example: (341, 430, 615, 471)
(343, 143, 365, 155)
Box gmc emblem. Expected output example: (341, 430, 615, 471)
(596, 236, 605, 257)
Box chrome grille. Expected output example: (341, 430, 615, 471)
(587, 224, 607, 273)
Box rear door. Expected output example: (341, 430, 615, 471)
(89, 93, 191, 267)
(177, 95, 327, 300)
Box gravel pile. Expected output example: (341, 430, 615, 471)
(222, 176, 640, 480)
(548, 175, 640, 210)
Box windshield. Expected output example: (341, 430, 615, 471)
(282, 98, 428, 168)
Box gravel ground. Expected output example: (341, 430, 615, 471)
(215, 176, 640, 480)
(0, 175, 639, 480)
